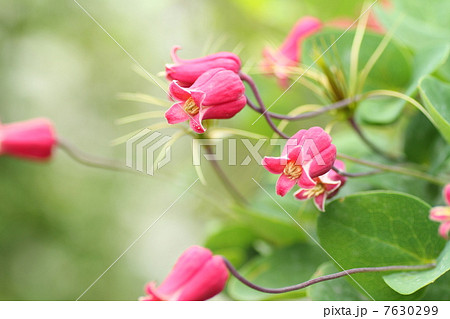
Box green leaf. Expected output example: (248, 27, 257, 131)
(421, 269, 450, 300)
(302, 29, 413, 124)
(233, 202, 309, 246)
(302, 29, 411, 93)
(375, 0, 450, 51)
(317, 191, 445, 300)
(383, 241, 450, 295)
(204, 224, 257, 268)
(358, 45, 450, 124)
(227, 244, 328, 300)
(307, 261, 367, 301)
(419, 76, 450, 143)
(404, 112, 442, 165)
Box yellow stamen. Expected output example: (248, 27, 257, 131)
(303, 182, 326, 198)
(283, 161, 302, 180)
(184, 97, 199, 115)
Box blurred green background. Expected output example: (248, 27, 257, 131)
(0, 0, 427, 300)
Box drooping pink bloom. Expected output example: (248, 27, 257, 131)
(140, 246, 229, 301)
(294, 160, 347, 212)
(262, 127, 336, 197)
(165, 68, 246, 133)
(429, 184, 450, 240)
(328, 14, 384, 33)
(260, 17, 322, 88)
(165, 46, 241, 87)
(0, 118, 56, 161)
(328, 1, 392, 34)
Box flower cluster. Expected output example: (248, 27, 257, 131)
(164, 47, 246, 134)
(262, 127, 345, 212)
(429, 184, 450, 239)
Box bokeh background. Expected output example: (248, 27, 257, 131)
(0, 0, 437, 300)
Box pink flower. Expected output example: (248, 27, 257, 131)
(328, 15, 384, 33)
(294, 160, 347, 212)
(262, 127, 337, 197)
(429, 184, 450, 240)
(0, 118, 56, 161)
(260, 17, 322, 88)
(165, 46, 241, 87)
(141, 246, 229, 301)
(328, 1, 391, 34)
(165, 68, 246, 133)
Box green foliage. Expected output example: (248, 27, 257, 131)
(358, 45, 450, 125)
(317, 191, 445, 300)
(419, 76, 450, 144)
(204, 224, 257, 268)
(383, 241, 450, 295)
(307, 262, 367, 301)
(302, 29, 412, 93)
(375, 0, 450, 50)
(227, 243, 328, 300)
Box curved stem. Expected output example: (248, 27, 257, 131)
(245, 95, 262, 113)
(349, 117, 402, 162)
(202, 144, 248, 205)
(240, 72, 265, 112)
(223, 257, 435, 294)
(366, 90, 437, 126)
(338, 153, 447, 186)
(244, 94, 289, 139)
(58, 138, 130, 172)
(332, 166, 382, 177)
(268, 95, 362, 121)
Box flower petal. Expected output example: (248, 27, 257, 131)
(438, 221, 450, 240)
(282, 130, 306, 156)
(444, 184, 450, 206)
(294, 188, 311, 201)
(201, 95, 246, 120)
(298, 167, 316, 189)
(165, 103, 190, 124)
(276, 174, 297, 196)
(313, 193, 327, 212)
(176, 255, 229, 301)
(262, 156, 286, 174)
(189, 114, 206, 134)
(156, 246, 213, 297)
(307, 144, 336, 178)
(429, 207, 450, 222)
(169, 81, 191, 101)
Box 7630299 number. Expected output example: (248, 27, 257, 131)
(384, 306, 438, 316)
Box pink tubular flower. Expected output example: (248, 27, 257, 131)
(429, 184, 450, 240)
(141, 246, 229, 301)
(165, 46, 241, 87)
(328, 1, 391, 34)
(0, 118, 56, 161)
(260, 17, 322, 88)
(294, 160, 347, 212)
(262, 127, 337, 197)
(165, 68, 246, 133)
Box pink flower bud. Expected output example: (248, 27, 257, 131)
(0, 118, 56, 161)
(429, 184, 450, 240)
(141, 246, 229, 301)
(294, 160, 347, 212)
(165, 46, 241, 87)
(260, 17, 322, 88)
(262, 126, 336, 197)
(165, 68, 246, 133)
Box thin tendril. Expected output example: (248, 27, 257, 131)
(223, 257, 435, 294)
